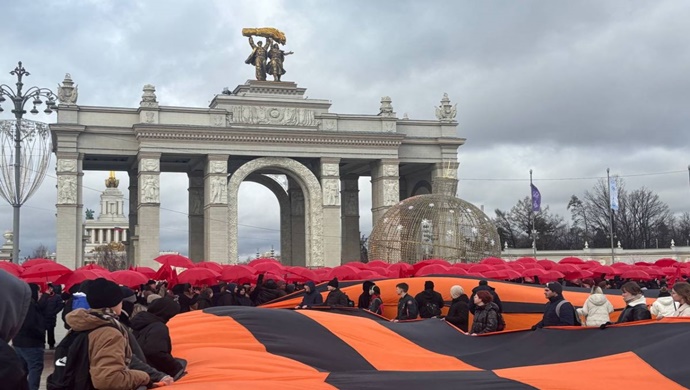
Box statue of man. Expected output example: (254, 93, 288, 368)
(245, 36, 272, 81)
(267, 43, 294, 82)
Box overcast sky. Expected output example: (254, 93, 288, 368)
(1, 1, 689, 260)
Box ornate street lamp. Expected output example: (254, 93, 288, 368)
(0, 61, 57, 264)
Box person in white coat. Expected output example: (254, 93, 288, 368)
(576, 283, 614, 327)
(671, 282, 690, 317)
(651, 287, 676, 319)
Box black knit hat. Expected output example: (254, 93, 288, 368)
(424, 281, 434, 290)
(328, 278, 339, 288)
(87, 278, 124, 309)
(546, 282, 563, 295)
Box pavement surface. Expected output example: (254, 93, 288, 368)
(38, 316, 68, 390)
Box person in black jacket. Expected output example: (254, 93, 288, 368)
(469, 280, 503, 314)
(0, 269, 31, 390)
(297, 281, 323, 309)
(196, 288, 214, 310)
(357, 281, 375, 309)
(470, 290, 500, 335)
(324, 278, 350, 306)
(176, 284, 199, 313)
(251, 274, 287, 305)
(443, 285, 470, 332)
(532, 282, 576, 329)
(12, 283, 45, 390)
(616, 281, 652, 323)
(415, 281, 445, 318)
(216, 283, 237, 306)
(37, 283, 64, 349)
(235, 285, 254, 306)
(393, 283, 418, 322)
(130, 296, 185, 378)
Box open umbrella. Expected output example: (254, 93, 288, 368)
(344, 262, 369, 270)
(0, 262, 24, 277)
(252, 262, 286, 274)
(480, 257, 506, 265)
(551, 263, 580, 274)
(248, 257, 281, 267)
(506, 262, 526, 270)
(536, 260, 556, 270)
(415, 264, 450, 277)
(540, 270, 565, 283)
(515, 257, 538, 264)
(389, 262, 414, 278)
(564, 270, 594, 281)
(55, 270, 110, 291)
(559, 257, 585, 265)
(356, 270, 386, 280)
(77, 263, 108, 272)
(366, 260, 390, 269)
(327, 265, 362, 281)
(521, 268, 550, 278)
(468, 264, 494, 273)
(111, 270, 150, 289)
(133, 266, 157, 278)
(590, 265, 619, 275)
(655, 258, 678, 267)
(194, 262, 224, 273)
(620, 269, 652, 281)
(21, 262, 71, 279)
(154, 254, 194, 269)
(611, 262, 632, 268)
(221, 265, 257, 282)
(285, 266, 319, 283)
(22, 258, 55, 268)
(177, 268, 221, 286)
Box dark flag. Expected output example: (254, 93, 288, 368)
(531, 184, 541, 212)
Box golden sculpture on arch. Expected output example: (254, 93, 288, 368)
(243, 27, 293, 82)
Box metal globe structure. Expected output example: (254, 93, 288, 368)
(368, 194, 501, 264)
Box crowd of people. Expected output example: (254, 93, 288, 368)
(2, 266, 690, 390)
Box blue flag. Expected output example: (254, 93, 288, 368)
(609, 177, 619, 211)
(530, 184, 541, 212)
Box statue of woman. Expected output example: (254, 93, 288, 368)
(267, 43, 294, 82)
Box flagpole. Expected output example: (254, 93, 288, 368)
(607, 168, 615, 264)
(530, 169, 536, 257)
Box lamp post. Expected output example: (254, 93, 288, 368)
(0, 61, 57, 264)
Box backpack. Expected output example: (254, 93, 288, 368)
(47, 325, 113, 390)
(556, 300, 583, 326)
(425, 302, 442, 317)
(495, 311, 506, 331)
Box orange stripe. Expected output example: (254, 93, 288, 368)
(297, 310, 479, 371)
(495, 351, 685, 389)
(168, 310, 335, 389)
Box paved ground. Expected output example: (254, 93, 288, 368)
(38, 317, 68, 390)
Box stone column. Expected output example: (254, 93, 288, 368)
(371, 159, 400, 225)
(98, 229, 104, 244)
(106, 229, 112, 243)
(431, 161, 459, 196)
(56, 154, 83, 269)
(341, 175, 360, 263)
(320, 159, 342, 267)
(188, 170, 204, 262)
(137, 154, 161, 267)
(122, 229, 127, 242)
(114, 229, 120, 243)
(288, 179, 306, 266)
(204, 155, 229, 263)
(127, 169, 139, 266)
(90, 229, 96, 244)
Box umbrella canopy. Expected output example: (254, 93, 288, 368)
(412, 259, 451, 273)
(344, 262, 369, 270)
(590, 265, 619, 275)
(22, 258, 55, 268)
(76, 263, 108, 271)
(611, 262, 632, 268)
(154, 254, 194, 269)
(536, 260, 556, 270)
(486, 269, 522, 280)
(133, 266, 157, 278)
(620, 269, 652, 281)
(521, 268, 550, 278)
(111, 270, 150, 289)
(194, 262, 224, 273)
(327, 265, 362, 281)
(366, 260, 390, 269)
(563, 270, 594, 281)
(559, 257, 585, 265)
(468, 264, 493, 273)
(551, 263, 580, 274)
(655, 258, 678, 267)
(177, 268, 221, 286)
(540, 270, 565, 283)
(480, 257, 506, 265)
(220, 265, 257, 282)
(0, 262, 24, 277)
(285, 267, 319, 283)
(55, 270, 110, 291)
(252, 262, 286, 274)
(356, 270, 386, 280)
(506, 262, 526, 270)
(21, 262, 71, 279)
(446, 268, 468, 276)
(388, 262, 414, 278)
(248, 258, 281, 267)
(580, 260, 602, 269)
(415, 264, 450, 277)
(515, 257, 538, 264)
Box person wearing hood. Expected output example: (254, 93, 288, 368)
(0, 270, 32, 390)
(118, 286, 137, 328)
(64, 278, 168, 390)
(470, 290, 500, 335)
(368, 286, 383, 315)
(130, 297, 185, 378)
(252, 274, 287, 305)
(469, 280, 503, 314)
(196, 288, 214, 310)
(532, 282, 576, 329)
(324, 278, 350, 307)
(297, 281, 323, 309)
(443, 285, 470, 332)
(577, 282, 614, 327)
(177, 284, 199, 313)
(38, 283, 64, 350)
(616, 281, 651, 323)
(216, 282, 237, 306)
(651, 287, 676, 320)
(234, 285, 254, 306)
(13, 283, 46, 390)
(357, 281, 375, 309)
(415, 281, 445, 318)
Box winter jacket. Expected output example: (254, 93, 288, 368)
(299, 282, 324, 308)
(577, 293, 614, 327)
(177, 293, 199, 313)
(234, 293, 254, 306)
(357, 281, 375, 309)
(415, 289, 445, 318)
(616, 296, 651, 323)
(673, 303, 690, 317)
(650, 296, 676, 319)
(368, 294, 383, 315)
(12, 299, 45, 348)
(38, 290, 64, 329)
(469, 285, 503, 314)
(445, 294, 470, 332)
(217, 284, 237, 306)
(395, 293, 419, 320)
(534, 295, 576, 328)
(196, 297, 213, 310)
(65, 308, 150, 390)
(130, 297, 183, 377)
(0, 269, 31, 390)
(253, 280, 287, 305)
(325, 289, 349, 307)
(470, 302, 500, 334)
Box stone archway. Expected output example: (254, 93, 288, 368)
(411, 180, 432, 196)
(244, 174, 292, 264)
(228, 158, 323, 267)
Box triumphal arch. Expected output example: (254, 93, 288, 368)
(50, 28, 464, 268)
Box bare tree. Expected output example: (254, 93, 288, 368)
(92, 242, 127, 271)
(30, 244, 50, 259)
(495, 197, 567, 250)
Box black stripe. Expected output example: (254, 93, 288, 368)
(326, 370, 537, 390)
(203, 306, 375, 372)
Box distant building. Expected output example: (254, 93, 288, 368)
(84, 172, 129, 254)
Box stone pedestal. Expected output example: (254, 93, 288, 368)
(56, 155, 84, 269)
(204, 156, 229, 263)
(188, 171, 204, 262)
(137, 155, 160, 267)
(341, 176, 360, 263)
(371, 159, 400, 225)
(320, 159, 341, 267)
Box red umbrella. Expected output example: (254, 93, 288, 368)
(447, 268, 468, 276)
(506, 262, 526, 270)
(590, 265, 619, 275)
(0, 262, 24, 277)
(580, 260, 602, 269)
(21, 258, 55, 268)
(76, 263, 108, 271)
(611, 262, 632, 268)
(178, 268, 221, 286)
(221, 265, 257, 282)
(366, 260, 390, 269)
(356, 270, 386, 280)
(252, 262, 286, 273)
(515, 257, 538, 264)
(249, 271, 285, 284)
(634, 262, 653, 267)
(559, 257, 585, 265)
(195, 262, 224, 273)
(133, 266, 157, 278)
(55, 270, 110, 291)
(368, 266, 396, 278)
(483, 269, 508, 280)
(620, 269, 652, 281)
(537, 260, 556, 270)
(551, 263, 580, 274)
(415, 264, 450, 277)
(154, 254, 194, 269)
(540, 270, 565, 283)
(21, 262, 71, 279)
(389, 262, 414, 278)
(328, 265, 362, 281)
(248, 258, 280, 267)
(480, 257, 506, 265)
(468, 264, 493, 273)
(111, 270, 149, 289)
(655, 258, 678, 267)
(345, 262, 369, 270)
(413, 259, 450, 272)
(521, 268, 550, 278)
(564, 270, 594, 281)
(285, 267, 319, 283)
